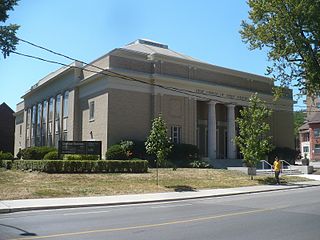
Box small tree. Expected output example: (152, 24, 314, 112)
(145, 115, 172, 185)
(235, 93, 273, 179)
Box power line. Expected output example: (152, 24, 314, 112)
(15, 38, 308, 112)
(12, 51, 211, 102)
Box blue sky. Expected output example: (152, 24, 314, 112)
(1, 0, 305, 110)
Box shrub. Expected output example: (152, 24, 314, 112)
(168, 144, 199, 167)
(189, 159, 210, 168)
(21, 146, 56, 160)
(44, 151, 59, 160)
(105, 144, 127, 160)
(9, 159, 148, 173)
(120, 140, 134, 158)
(0, 151, 14, 160)
(129, 140, 156, 168)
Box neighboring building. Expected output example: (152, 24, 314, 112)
(0, 102, 15, 153)
(14, 39, 294, 166)
(299, 97, 320, 160)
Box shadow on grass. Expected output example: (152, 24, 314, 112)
(165, 185, 197, 192)
(257, 177, 288, 185)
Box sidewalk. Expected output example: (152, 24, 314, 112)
(1, 176, 320, 214)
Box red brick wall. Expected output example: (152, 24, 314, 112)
(309, 123, 320, 160)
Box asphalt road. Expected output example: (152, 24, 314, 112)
(1, 187, 320, 240)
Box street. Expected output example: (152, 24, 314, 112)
(1, 187, 320, 240)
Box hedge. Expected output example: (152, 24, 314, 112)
(63, 154, 100, 160)
(1, 160, 148, 173)
(0, 160, 13, 169)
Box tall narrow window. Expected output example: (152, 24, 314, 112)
(42, 100, 47, 145)
(63, 91, 69, 118)
(89, 101, 95, 121)
(55, 94, 61, 147)
(48, 97, 54, 146)
(171, 126, 182, 144)
(36, 103, 42, 146)
(315, 144, 320, 154)
(31, 105, 37, 146)
(63, 91, 69, 140)
(314, 128, 320, 137)
(26, 108, 31, 147)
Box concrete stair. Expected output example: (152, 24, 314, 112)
(256, 168, 303, 175)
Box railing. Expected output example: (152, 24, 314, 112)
(280, 159, 293, 175)
(260, 159, 293, 175)
(260, 160, 273, 172)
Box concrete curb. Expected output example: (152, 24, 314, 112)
(1, 182, 319, 214)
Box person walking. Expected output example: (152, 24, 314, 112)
(273, 156, 281, 185)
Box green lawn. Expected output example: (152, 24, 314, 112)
(0, 168, 306, 200)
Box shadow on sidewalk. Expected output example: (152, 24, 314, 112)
(165, 185, 197, 192)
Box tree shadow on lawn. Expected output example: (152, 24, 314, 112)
(257, 177, 288, 185)
(165, 185, 197, 192)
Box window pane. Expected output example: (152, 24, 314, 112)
(42, 100, 47, 123)
(89, 101, 95, 120)
(63, 91, 69, 118)
(55, 94, 61, 120)
(36, 103, 42, 145)
(171, 126, 181, 144)
(49, 98, 53, 121)
(31, 105, 37, 146)
(315, 144, 320, 154)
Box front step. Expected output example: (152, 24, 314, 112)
(256, 169, 303, 175)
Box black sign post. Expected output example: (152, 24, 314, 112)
(58, 141, 102, 159)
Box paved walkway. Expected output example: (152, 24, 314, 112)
(1, 175, 320, 214)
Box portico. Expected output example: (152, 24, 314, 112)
(197, 100, 240, 162)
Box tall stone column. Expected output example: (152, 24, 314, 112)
(227, 104, 236, 159)
(208, 101, 217, 160)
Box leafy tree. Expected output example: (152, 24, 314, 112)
(0, 0, 19, 58)
(235, 93, 273, 179)
(293, 110, 306, 136)
(145, 115, 172, 185)
(240, 0, 320, 96)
